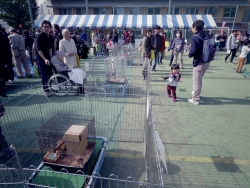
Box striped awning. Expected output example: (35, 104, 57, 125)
(34, 15, 217, 29)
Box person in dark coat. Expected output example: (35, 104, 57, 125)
(130, 32, 135, 50)
(23, 30, 34, 65)
(151, 25, 162, 71)
(0, 24, 14, 97)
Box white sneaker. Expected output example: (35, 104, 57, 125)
(8, 80, 14, 83)
(191, 91, 201, 95)
(188, 98, 199, 105)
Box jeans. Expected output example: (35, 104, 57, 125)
(36, 56, 53, 92)
(152, 51, 160, 70)
(192, 63, 210, 102)
(174, 51, 184, 67)
(158, 51, 164, 63)
(225, 48, 237, 63)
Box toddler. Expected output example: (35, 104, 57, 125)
(163, 64, 181, 102)
(236, 40, 250, 73)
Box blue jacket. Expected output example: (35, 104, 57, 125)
(188, 30, 207, 67)
(81, 33, 87, 41)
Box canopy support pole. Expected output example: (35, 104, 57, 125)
(232, 4, 238, 30)
(85, 0, 88, 14)
(168, 0, 172, 14)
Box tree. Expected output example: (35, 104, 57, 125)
(0, 0, 38, 30)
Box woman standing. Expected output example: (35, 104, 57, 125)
(171, 30, 185, 69)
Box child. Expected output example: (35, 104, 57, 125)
(94, 41, 102, 57)
(162, 64, 181, 102)
(236, 40, 250, 73)
(142, 56, 150, 81)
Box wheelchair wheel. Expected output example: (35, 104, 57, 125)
(47, 74, 72, 96)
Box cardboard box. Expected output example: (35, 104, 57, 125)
(65, 138, 88, 155)
(63, 125, 88, 142)
(63, 125, 88, 155)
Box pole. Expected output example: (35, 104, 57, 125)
(27, 0, 34, 31)
(172, 5, 175, 15)
(232, 4, 238, 30)
(113, 6, 115, 15)
(85, 0, 88, 14)
(168, 0, 172, 14)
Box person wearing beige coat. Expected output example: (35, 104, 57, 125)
(59, 29, 78, 68)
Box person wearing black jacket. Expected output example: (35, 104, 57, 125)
(23, 30, 34, 65)
(110, 29, 118, 56)
(151, 25, 162, 71)
(0, 25, 14, 97)
(188, 20, 210, 105)
(53, 24, 63, 53)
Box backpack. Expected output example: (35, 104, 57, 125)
(194, 34, 215, 63)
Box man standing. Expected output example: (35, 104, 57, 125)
(8, 28, 32, 78)
(80, 29, 87, 42)
(224, 30, 238, 64)
(151, 25, 162, 71)
(188, 20, 209, 105)
(110, 28, 118, 56)
(123, 28, 130, 45)
(36, 20, 54, 96)
(159, 31, 166, 64)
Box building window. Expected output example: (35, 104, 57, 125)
(166, 7, 179, 14)
(204, 7, 218, 18)
(242, 9, 250, 22)
(94, 8, 106, 14)
(76, 8, 86, 15)
(111, 7, 124, 15)
(223, 7, 236, 20)
(185, 7, 198, 14)
(59, 8, 71, 15)
(129, 8, 142, 15)
(148, 8, 160, 15)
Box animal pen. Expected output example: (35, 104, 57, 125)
(0, 52, 168, 187)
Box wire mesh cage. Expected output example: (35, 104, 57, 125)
(0, 61, 167, 187)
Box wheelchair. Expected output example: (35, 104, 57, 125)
(47, 66, 85, 97)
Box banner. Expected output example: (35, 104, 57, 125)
(221, 22, 226, 34)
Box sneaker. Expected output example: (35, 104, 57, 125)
(26, 74, 33, 78)
(236, 71, 238, 73)
(192, 91, 201, 95)
(229, 62, 234, 64)
(224, 60, 226, 63)
(8, 80, 14, 83)
(173, 98, 176, 102)
(168, 94, 171, 98)
(188, 98, 199, 105)
(238, 71, 242, 73)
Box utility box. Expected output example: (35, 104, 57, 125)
(63, 125, 88, 155)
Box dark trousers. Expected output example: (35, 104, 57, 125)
(36, 56, 53, 92)
(5, 54, 14, 81)
(225, 49, 237, 63)
(0, 125, 8, 150)
(169, 52, 174, 66)
(167, 85, 177, 99)
(142, 71, 147, 80)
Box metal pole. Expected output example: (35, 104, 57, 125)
(27, 0, 34, 31)
(113, 6, 115, 15)
(168, 0, 172, 14)
(85, 0, 88, 14)
(172, 5, 175, 15)
(232, 4, 238, 30)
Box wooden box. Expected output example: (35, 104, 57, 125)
(65, 139, 88, 155)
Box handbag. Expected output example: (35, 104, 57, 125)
(12, 35, 21, 57)
(150, 50, 155, 60)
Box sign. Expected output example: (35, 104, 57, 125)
(155, 131, 168, 173)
